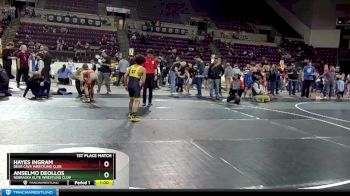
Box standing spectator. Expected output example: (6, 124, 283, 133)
(232, 64, 242, 76)
(274, 66, 281, 95)
(323, 65, 336, 100)
(30, 53, 37, 72)
(287, 63, 298, 96)
(2, 42, 15, 79)
(116, 56, 130, 86)
(217, 58, 224, 96)
(203, 63, 210, 89)
(183, 67, 192, 95)
(347, 73, 350, 100)
(35, 53, 45, 75)
(169, 57, 181, 95)
(142, 49, 158, 107)
(243, 66, 254, 98)
(208, 57, 224, 100)
(224, 63, 234, 91)
(194, 55, 205, 96)
(301, 60, 316, 98)
(267, 65, 277, 95)
(97, 51, 112, 94)
(336, 76, 345, 100)
(176, 62, 187, 93)
(16, 45, 30, 88)
(42, 46, 53, 94)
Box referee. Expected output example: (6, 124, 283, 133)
(142, 49, 158, 107)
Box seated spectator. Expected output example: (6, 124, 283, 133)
(56, 37, 64, 51)
(57, 64, 72, 85)
(227, 74, 244, 104)
(252, 76, 271, 103)
(131, 34, 137, 40)
(0, 64, 11, 97)
(84, 42, 90, 50)
(75, 41, 82, 49)
(60, 27, 68, 34)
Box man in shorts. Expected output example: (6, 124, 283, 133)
(124, 55, 147, 122)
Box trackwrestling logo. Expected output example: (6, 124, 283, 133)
(1, 189, 57, 196)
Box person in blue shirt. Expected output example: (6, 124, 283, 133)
(243, 67, 253, 98)
(57, 64, 72, 85)
(336, 76, 345, 100)
(301, 60, 316, 98)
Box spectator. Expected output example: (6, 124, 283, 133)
(0, 64, 11, 96)
(323, 65, 336, 100)
(35, 53, 45, 75)
(169, 57, 181, 95)
(224, 63, 234, 91)
(131, 34, 137, 40)
(243, 66, 254, 98)
(2, 42, 15, 79)
(16, 45, 31, 88)
(301, 60, 316, 98)
(75, 41, 82, 49)
(30, 53, 37, 72)
(208, 57, 224, 100)
(42, 46, 53, 94)
(287, 63, 298, 96)
(116, 56, 130, 86)
(227, 74, 244, 104)
(336, 76, 345, 100)
(232, 64, 242, 76)
(84, 42, 90, 51)
(252, 76, 271, 103)
(56, 37, 64, 51)
(57, 64, 72, 85)
(194, 55, 205, 96)
(97, 50, 112, 94)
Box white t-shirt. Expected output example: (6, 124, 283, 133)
(37, 60, 44, 74)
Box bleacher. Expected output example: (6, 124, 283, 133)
(44, 0, 98, 15)
(212, 17, 253, 32)
(15, 23, 119, 62)
(216, 42, 281, 66)
(130, 35, 211, 63)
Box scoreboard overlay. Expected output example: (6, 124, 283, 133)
(7, 153, 116, 186)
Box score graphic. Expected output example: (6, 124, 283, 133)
(7, 153, 116, 186)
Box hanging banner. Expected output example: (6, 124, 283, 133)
(47, 15, 101, 27)
(142, 25, 187, 35)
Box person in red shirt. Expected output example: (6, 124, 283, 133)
(142, 49, 158, 107)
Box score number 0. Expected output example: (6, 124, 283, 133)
(104, 161, 110, 178)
